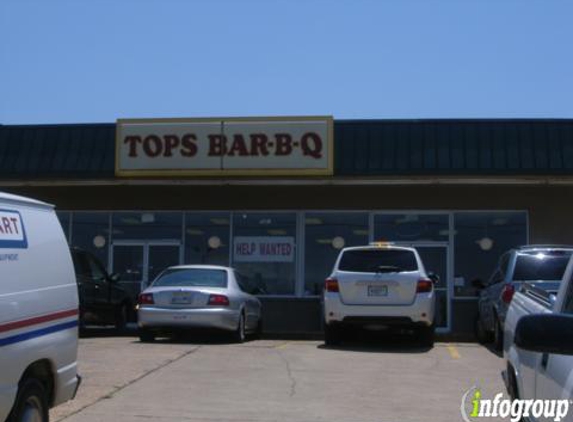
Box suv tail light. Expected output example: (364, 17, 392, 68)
(138, 293, 154, 305)
(325, 278, 339, 293)
(501, 284, 515, 304)
(416, 278, 433, 294)
(208, 294, 230, 306)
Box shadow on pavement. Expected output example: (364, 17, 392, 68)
(318, 330, 433, 354)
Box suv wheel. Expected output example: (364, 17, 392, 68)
(418, 324, 435, 348)
(324, 323, 342, 346)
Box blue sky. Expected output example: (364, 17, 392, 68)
(2, 0, 573, 124)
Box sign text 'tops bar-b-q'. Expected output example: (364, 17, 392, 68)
(115, 116, 333, 177)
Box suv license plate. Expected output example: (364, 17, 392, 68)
(368, 285, 388, 297)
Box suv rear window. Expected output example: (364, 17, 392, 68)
(338, 249, 418, 273)
(513, 251, 573, 281)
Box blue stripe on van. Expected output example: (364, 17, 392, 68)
(0, 320, 78, 347)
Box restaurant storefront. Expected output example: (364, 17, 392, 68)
(1, 117, 572, 336)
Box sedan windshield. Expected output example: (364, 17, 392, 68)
(152, 269, 228, 288)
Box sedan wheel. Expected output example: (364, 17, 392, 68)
(232, 313, 246, 343)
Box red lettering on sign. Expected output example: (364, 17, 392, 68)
(301, 132, 323, 159)
(163, 135, 180, 157)
(275, 133, 293, 156)
(208, 135, 228, 156)
(124, 136, 142, 157)
(181, 134, 198, 157)
(228, 135, 250, 157)
(143, 135, 163, 157)
(250, 134, 269, 156)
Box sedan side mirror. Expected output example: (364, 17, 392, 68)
(427, 272, 440, 285)
(515, 314, 573, 355)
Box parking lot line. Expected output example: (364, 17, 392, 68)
(447, 344, 461, 359)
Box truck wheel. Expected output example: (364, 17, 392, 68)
(418, 324, 435, 348)
(507, 366, 520, 400)
(139, 328, 155, 343)
(324, 323, 342, 346)
(7, 378, 49, 422)
(493, 319, 504, 352)
(115, 303, 128, 332)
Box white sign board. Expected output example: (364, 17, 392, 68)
(115, 116, 333, 177)
(233, 236, 295, 263)
(0, 209, 27, 249)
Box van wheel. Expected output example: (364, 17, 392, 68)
(139, 329, 155, 343)
(324, 323, 342, 346)
(8, 378, 49, 422)
(115, 304, 128, 332)
(232, 313, 246, 343)
(418, 324, 435, 348)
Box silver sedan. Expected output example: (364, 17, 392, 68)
(137, 265, 262, 343)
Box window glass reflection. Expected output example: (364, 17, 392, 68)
(454, 212, 527, 296)
(304, 213, 368, 295)
(374, 214, 449, 242)
(112, 212, 182, 240)
(185, 213, 230, 266)
(56, 212, 70, 242)
(70, 212, 110, 270)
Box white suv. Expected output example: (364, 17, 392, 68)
(323, 243, 436, 346)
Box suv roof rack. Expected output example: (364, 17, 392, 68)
(369, 241, 395, 247)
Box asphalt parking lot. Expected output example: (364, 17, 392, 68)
(52, 333, 507, 422)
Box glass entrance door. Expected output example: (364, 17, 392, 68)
(112, 241, 181, 303)
(396, 243, 450, 332)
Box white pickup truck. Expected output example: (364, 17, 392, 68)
(503, 257, 573, 421)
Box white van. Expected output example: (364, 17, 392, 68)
(0, 192, 80, 422)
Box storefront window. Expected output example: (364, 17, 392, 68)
(70, 212, 110, 269)
(453, 212, 527, 297)
(304, 212, 369, 296)
(56, 212, 70, 242)
(112, 212, 183, 241)
(374, 213, 449, 242)
(232, 212, 296, 295)
(185, 212, 230, 266)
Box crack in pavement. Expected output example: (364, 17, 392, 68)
(276, 350, 297, 398)
(56, 346, 202, 422)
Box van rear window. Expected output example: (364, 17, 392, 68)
(338, 249, 418, 273)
